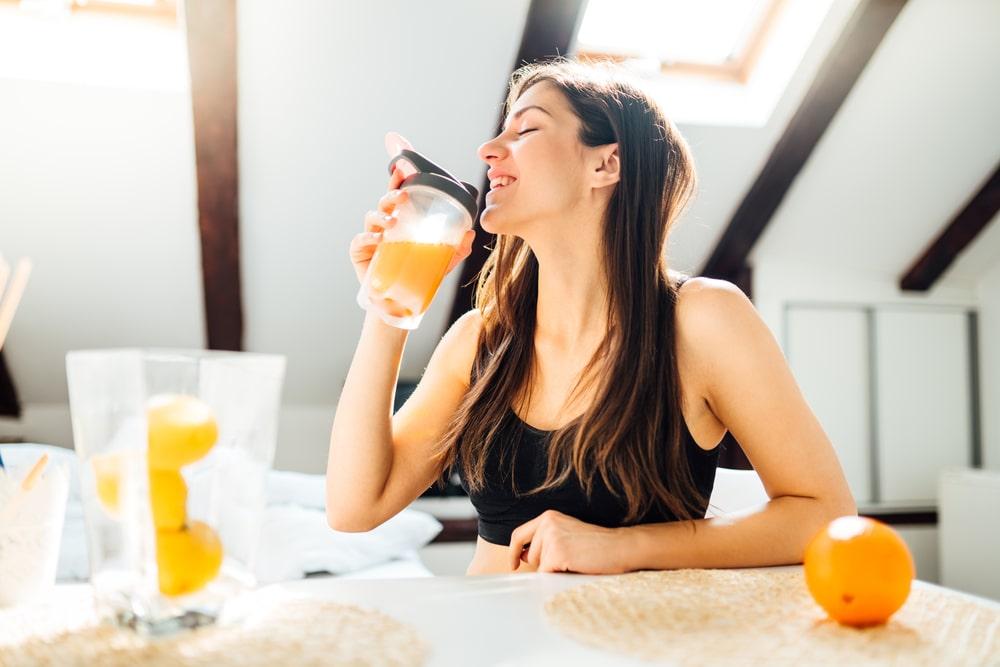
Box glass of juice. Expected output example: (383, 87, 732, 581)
(357, 138, 479, 330)
(65, 349, 285, 636)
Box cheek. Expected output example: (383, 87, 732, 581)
(480, 142, 582, 232)
(543, 144, 585, 193)
(520, 149, 580, 205)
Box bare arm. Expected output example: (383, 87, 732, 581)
(621, 278, 857, 569)
(326, 308, 481, 531)
(327, 161, 476, 531)
(325, 310, 408, 529)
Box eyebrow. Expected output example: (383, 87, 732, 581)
(503, 105, 552, 131)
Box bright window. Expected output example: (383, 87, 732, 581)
(572, 0, 843, 126)
(0, 0, 185, 91)
(576, 0, 784, 83)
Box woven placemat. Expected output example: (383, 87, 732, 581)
(0, 592, 428, 667)
(545, 568, 1000, 666)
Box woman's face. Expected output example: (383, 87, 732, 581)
(477, 81, 591, 236)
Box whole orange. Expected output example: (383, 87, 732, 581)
(149, 468, 187, 531)
(804, 516, 915, 627)
(146, 394, 218, 470)
(156, 520, 224, 597)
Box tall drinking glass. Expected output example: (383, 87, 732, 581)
(65, 349, 285, 635)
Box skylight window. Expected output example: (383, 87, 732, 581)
(576, 0, 784, 83)
(571, 0, 842, 127)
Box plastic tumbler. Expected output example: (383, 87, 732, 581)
(356, 134, 480, 330)
(0, 460, 69, 608)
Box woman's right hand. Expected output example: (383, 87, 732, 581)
(351, 166, 409, 285)
(351, 165, 478, 286)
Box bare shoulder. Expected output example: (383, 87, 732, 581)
(674, 275, 785, 408)
(675, 276, 752, 329)
(674, 275, 758, 373)
(437, 308, 484, 388)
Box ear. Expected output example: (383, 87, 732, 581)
(592, 143, 620, 188)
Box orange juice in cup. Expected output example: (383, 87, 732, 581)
(356, 133, 479, 330)
(366, 241, 458, 319)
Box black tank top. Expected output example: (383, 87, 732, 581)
(458, 407, 721, 545)
(456, 276, 722, 546)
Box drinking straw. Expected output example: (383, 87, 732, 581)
(0, 452, 49, 523)
(21, 452, 49, 491)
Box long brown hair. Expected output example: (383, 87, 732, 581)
(433, 57, 703, 524)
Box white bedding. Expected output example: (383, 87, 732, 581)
(330, 549, 432, 579)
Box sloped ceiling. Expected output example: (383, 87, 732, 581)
(666, 0, 861, 274)
(749, 0, 1000, 281)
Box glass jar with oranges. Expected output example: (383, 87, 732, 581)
(66, 349, 285, 635)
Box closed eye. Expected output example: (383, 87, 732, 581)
(517, 128, 537, 136)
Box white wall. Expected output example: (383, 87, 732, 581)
(977, 258, 1000, 471)
(0, 78, 206, 404)
(752, 260, 978, 347)
(0, 5, 205, 450)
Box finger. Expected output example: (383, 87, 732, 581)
(445, 231, 476, 273)
(364, 209, 396, 234)
(377, 188, 408, 215)
(508, 516, 542, 571)
(525, 530, 545, 569)
(444, 248, 464, 275)
(350, 231, 382, 259)
(459, 229, 475, 256)
(387, 165, 406, 190)
(539, 553, 568, 574)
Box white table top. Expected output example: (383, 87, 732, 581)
(263, 567, 1000, 666)
(8, 568, 1000, 666)
(276, 569, 656, 666)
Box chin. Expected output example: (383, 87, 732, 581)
(480, 204, 534, 240)
(479, 206, 508, 235)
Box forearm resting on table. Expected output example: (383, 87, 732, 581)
(326, 311, 408, 529)
(620, 495, 858, 571)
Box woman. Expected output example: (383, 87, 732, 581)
(328, 58, 856, 575)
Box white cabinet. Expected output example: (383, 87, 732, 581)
(874, 310, 973, 503)
(786, 307, 872, 504)
(785, 305, 976, 505)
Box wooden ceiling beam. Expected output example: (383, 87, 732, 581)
(445, 0, 588, 330)
(185, 0, 243, 350)
(700, 0, 908, 287)
(900, 163, 1000, 291)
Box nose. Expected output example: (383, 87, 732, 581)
(477, 133, 508, 164)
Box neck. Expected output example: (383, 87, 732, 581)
(528, 227, 610, 354)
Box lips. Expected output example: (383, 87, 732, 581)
(487, 177, 517, 197)
(488, 169, 517, 186)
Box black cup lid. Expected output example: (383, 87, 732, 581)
(387, 149, 480, 222)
